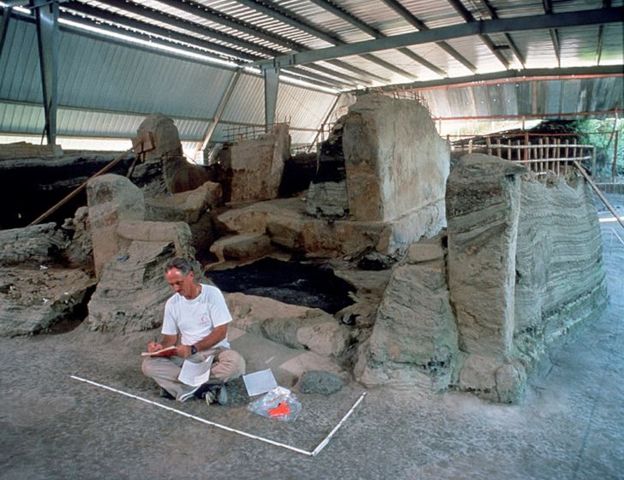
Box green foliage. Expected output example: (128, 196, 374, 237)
(574, 118, 624, 178)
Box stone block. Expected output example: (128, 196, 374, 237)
(87, 174, 145, 276)
(210, 233, 272, 261)
(513, 176, 608, 367)
(407, 239, 445, 264)
(446, 154, 525, 358)
(342, 94, 450, 223)
(219, 123, 290, 202)
(0, 223, 68, 267)
(297, 370, 344, 395)
(116, 220, 193, 259)
(145, 181, 222, 224)
(305, 180, 349, 218)
(261, 311, 351, 358)
(0, 267, 95, 336)
(133, 114, 183, 162)
(86, 241, 175, 332)
(227, 292, 312, 336)
(355, 256, 457, 390)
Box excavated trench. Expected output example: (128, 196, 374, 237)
(206, 257, 355, 314)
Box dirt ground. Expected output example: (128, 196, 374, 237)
(1, 199, 623, 480)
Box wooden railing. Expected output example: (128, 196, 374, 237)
(452, 134, 596, 175)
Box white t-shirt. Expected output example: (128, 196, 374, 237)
(162, 284, 232, 349)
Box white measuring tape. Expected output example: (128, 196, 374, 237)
(70, 375, 366, 457)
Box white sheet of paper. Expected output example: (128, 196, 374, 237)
(243, 369, 278, 396)
(178, 355, 214, 387)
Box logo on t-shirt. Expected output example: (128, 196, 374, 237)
(200, 314, 212, 325)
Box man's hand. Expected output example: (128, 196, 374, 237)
(147, 341, 163, 353)
(176, 344, 192, 358)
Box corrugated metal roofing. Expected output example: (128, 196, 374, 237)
(418, 76, 623, 119)
(0, 0, 621, 149)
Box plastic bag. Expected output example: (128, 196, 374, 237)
(247, 386, 302, 422)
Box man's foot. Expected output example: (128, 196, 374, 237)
(204, 385, 228, 406)
(159, 388, 175, 400)
(193, 383, 212, 400)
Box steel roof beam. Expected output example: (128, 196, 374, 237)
(62, 3, 258, 61)
(326, 59, 389, 83)
(235, 0, 416, 80)
(542, 0, 561, 68)
(198, 69, 240, 155)
(78, 0, 276, 57)
(62, 2, 354, 88)
(158, 0, 298, 51)
(254, 8, 624, 69)
(596, 1, 612, 65)
(204, 0, 386, 82)
(162, 0, 379, 85)
(18, 7, 346, 90)
(0, 6, 12, 57)
(446, 0, 509, 69)
(380, 0, 476, 73)
(308, 0, 445, 77)
(98, 0, 360, 86)
(479, 0, 525, 67)
(370, 65, 624, 93)
(235, 0, 340, 46)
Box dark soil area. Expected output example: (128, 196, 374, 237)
(0, 154, 134, 229)
(207, 257, 355, 313)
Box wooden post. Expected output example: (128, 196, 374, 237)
(485, 136, 491, 156)
(497, 138, 502, 158)
(591, 146, 596, 178)
(524, 131, 529, 161)
(545, 138, 550, 173)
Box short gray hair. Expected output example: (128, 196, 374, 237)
(165, 257, 201, 277)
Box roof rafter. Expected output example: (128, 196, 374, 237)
(63, 1, 258, 61)
(234, 0, 416, 80)
(60, 3, 351, 89)
(253, 7, 624, 69)
(63, 1, 368, 88)
(446, 0, 510, 69)
(542, 0, 561, 67)
(478, 0, 525, 67)
(596, 0, 612, 65)
(157, 0, 383, 84)
(308, 0, 446, 77)
(380, 0, 476, 73)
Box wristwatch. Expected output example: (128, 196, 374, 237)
(190, 345, 198, 355)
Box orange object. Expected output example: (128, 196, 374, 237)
(268, 401, 291, 417)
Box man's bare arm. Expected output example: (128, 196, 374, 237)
(147, 334, 178, 353)
(176, 325, 228, 358)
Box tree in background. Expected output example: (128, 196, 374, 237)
(575, 118, 623, 180)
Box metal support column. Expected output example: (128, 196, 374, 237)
(33, 0, 59, 145)
(307, 93, 342, 153)
(263, 66, 279, 131)
(0, 7, 13, 58)
(196, 69, 241, 162)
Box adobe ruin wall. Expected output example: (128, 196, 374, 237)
(357, 153, 608, 403)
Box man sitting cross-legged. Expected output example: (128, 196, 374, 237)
(142, 257, 245, 403)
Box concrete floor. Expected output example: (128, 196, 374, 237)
(1, 220, 623, 480)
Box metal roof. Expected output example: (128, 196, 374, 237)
(0, 0, 622, 150)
